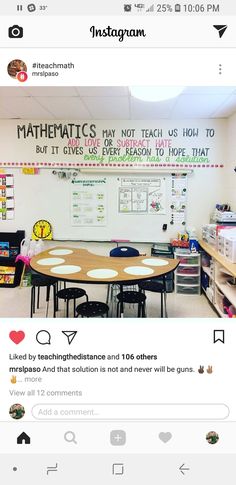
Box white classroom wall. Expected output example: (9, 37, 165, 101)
(225, 113, 236, 210)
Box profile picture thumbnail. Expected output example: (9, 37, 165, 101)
(7, 59, 28, 82)
(206, 431, 219, 445)
(9, 403, 25, 420)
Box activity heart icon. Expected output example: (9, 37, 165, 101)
(159, 432, 172, 443)
(9, 331, 25, 344)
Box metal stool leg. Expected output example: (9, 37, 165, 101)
(37, 286, 40, 309)
(117, 301, 120, 318)
(106, 284, 110, 305)
(164, 291, 168, 318)
(30, 286, 35, 317)
(142, 301, 146, 318)
(161, 292, 163, 318)
(120, 285, 124, 318)
(53, 284, 56, 318)
(66, 298, 69, 317)
(138, 301, 141, 318)
(45, 285, 51, 318)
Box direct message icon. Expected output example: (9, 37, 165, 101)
(62, 331, 77, 345)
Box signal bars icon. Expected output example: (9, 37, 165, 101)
(146, 4, 154, 12)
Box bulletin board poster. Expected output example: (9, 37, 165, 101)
(0, 173, 14, 220)
(71, 178, 107, 226)
(170, 174, 187, 226)
(119, 177, 166, 215)
(0, 119, 225, 169)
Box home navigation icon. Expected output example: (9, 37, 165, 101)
(17, 432, 31, 444)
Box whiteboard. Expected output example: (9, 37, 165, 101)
(1, 170, 186, 242)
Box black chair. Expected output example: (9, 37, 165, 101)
(139, 276, 167, 318)
(30, 273, 57, 318)
(116, 290, 146, 318)
(107, 245, 140, 315)
(110, 246, 140, 258)
(76, 301, 109, 318)
(56, 287, 88, 317)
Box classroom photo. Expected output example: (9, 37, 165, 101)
(0, 85, 236, 319)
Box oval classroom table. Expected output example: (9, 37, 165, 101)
(30, 247, 179, 317)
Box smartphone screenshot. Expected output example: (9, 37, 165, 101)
(0, 1, 235, 483)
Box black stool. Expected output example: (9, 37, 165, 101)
(116, 290, 146, 318)
(56, 287, 88, 317)
(76, 301, 109, 318)
(30, 274, 57, 318)
(139, 277, 167, 317)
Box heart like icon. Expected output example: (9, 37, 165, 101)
(159, 432, 172, 443)
(9, 331, 25, 345)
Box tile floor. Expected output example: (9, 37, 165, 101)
(0, 282, 218, 318)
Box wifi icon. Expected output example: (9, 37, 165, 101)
(213, 25, 228, 38)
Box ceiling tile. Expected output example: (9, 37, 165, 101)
(130, 97, 177, 119)
(83, 96, 130, 119)
(212, 95, 236, 117)
(170, 94, 234, 118)
(77, 86, 129, 97)
(0, 105, 16, 118)
(184, 87, 236, 95)
(34, 97, 91, 119)
(26, 87, 79, 97)
(0, 97, 54, 119)
(0, 87, 32, 97)
(0, 86, 236, 120)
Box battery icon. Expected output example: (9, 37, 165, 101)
(175, 4, 181, 11)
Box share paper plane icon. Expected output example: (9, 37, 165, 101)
(62, 331, 77, 345)
(213, 25, 228, 38)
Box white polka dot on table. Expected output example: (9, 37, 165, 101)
(37, 257, 65, 266)
(141, 258, 169, 267)
(87, 269, 118, 279)
(50, 265, 81, 275)
(124, 266, 154, 276)
(49, 249, 73, 256)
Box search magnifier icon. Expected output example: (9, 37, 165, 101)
(64, 431, 77, 444)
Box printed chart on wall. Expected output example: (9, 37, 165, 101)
(119, 177, 166, 214)
(71, 178, 107, 226)
(0, 173, 14, 220)
(170, 174, 187, 226)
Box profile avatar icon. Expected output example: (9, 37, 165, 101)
(206, 431, 219, 445)
(9, 403, 25, 420)
(7, 59, 28, 82)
